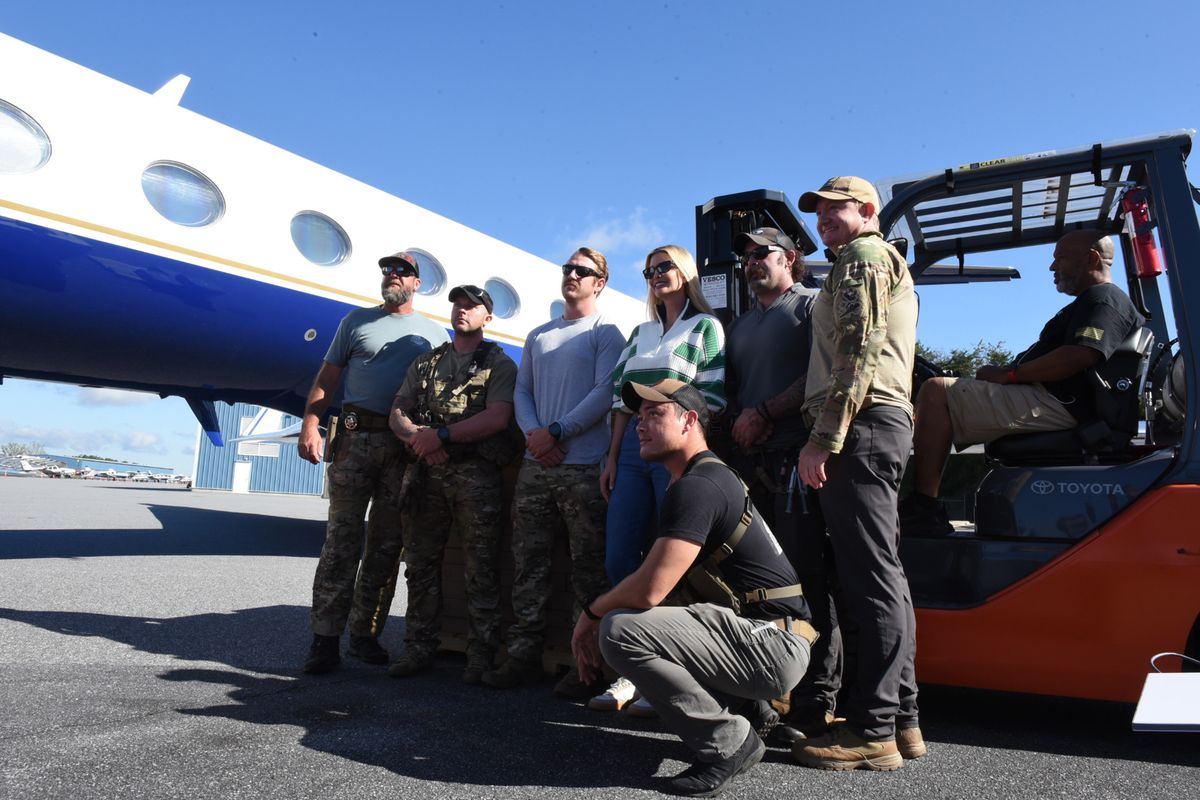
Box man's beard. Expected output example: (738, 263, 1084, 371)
(382, 285, 413, 306)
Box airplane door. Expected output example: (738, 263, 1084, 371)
(231, 460, 252, 494)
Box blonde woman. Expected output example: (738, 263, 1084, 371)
(590, 244, 727, 713)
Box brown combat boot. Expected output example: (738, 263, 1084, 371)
(387, 646, 435, 678)
(791, 725, 903, 771)
(480, 656, 542, 689)
(462, 648, 495, 685)
(897, 726, 928, 759)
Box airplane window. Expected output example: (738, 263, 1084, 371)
(550, 300, 565, 320)
(485, 278, 520, 319)
(141, 161, 224, 227)
(409, 249, 446, 295)
(291, 211, 351, 266)
(0, 99, 51, 174)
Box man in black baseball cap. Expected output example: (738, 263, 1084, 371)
(572, 378, 814, 797)
(726, 223, 834, 745)
(448, 283, 494, 314)
(387, 282, 518, 682)
(378, 250, 421, 277)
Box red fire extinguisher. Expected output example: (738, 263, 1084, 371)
(1121, 187, 1162, 278)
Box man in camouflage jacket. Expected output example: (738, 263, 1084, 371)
(791, 177, 925, 771)
(387, 285, 519, 683)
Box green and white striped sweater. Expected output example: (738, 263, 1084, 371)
(610, 303, 726, 412)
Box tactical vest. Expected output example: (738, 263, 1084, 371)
(412, 341, 523, 466)
(668, 457, 804, 615)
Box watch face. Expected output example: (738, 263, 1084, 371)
(438, 426, 450, 442)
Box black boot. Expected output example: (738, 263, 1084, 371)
(347, 635, 389, 665)
(302, 634, 341, 674)
(664, 728, 765, 797)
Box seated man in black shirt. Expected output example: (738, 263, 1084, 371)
(572, 379, 815, 797)
(902, 229, 1144, 535)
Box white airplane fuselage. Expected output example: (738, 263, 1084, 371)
(0, 34, 643, 441)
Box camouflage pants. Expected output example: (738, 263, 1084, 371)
(402, 457, 504, 657)
(310, 430, 406, 638)
(506, 460, 609, 664)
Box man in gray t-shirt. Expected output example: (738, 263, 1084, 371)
(725, 227, 839, 739)
(298, 250, 449, 675)
(483, 246, 624, 696)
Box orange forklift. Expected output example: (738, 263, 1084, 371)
(697, 130, 1200, 702)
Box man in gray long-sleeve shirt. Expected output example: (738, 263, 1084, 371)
(483, 247, 626, 696)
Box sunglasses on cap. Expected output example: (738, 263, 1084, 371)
(742, 245, 785, 262)
(642, 261, 677, 280)
(561, 263, 602, 280)
(380, 263, 418, 277)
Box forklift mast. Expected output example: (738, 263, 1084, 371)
(694, 189, 819, 327)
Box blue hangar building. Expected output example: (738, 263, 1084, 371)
(193, 402, 325, 496)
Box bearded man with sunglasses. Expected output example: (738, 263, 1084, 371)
(724, 228, 840, 740)
(483, 247, 626, 693)
(298, 250, 449, 674)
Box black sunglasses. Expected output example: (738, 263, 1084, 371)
(742, 245, 784, 262)
(642, 261, 677, 280)
(562, 264, 602, 280)
(380, 263, 418, 277)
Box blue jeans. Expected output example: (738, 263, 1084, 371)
(605, 423, 670, 583)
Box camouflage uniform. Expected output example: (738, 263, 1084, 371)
(311, 428, 407, 637)
(505, 460, 610, 664)
(802, 229, 920, 743)
(398, 342, 519, 660)
(402, 458, 504, 659)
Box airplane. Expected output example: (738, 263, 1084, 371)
(0, 33, 645, 446)
(0, 456, 49, 478)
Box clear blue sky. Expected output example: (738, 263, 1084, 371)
(2, 0, 1199, 473)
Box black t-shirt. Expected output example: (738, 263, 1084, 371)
(1015, 283, 1144, 421)
(658, 451, 811, 622)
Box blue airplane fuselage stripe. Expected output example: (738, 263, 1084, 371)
(0, 214, 523, 417)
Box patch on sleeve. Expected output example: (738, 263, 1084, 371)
(1075, 326, 1104, 342)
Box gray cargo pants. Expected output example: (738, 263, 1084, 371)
(600, 603, 811, 762)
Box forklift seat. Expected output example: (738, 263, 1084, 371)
(984, 328, 1155, 465)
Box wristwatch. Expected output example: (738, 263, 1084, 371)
(436, 425, 451, 443)
(548, 421, 563, 440)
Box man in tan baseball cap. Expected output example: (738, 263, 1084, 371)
(798, 176, 881, 213)
(790, 176, 925, 771)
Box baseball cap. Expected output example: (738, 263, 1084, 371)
(448, 284, 494, 313)
(378, 250, 420, 276)
(621, 379, 710, 430)
(732, 227, 796, 254)
(798, 176, 881, 213)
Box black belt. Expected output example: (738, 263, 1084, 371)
(339, 404, 392, 433)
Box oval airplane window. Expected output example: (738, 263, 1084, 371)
(409, 249, 446, 296)
(291, 211, 351, 266)
(485, 278, 520, 319)
(141, 161, 224, 227)
(550, 300, 565, 320)
(0, 99, 52, 174)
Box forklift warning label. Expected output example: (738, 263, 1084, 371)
(958, 150, 1056, 171)
(701, 274, 727, 309)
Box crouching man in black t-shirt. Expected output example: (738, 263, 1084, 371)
(571, 378, 815, 797)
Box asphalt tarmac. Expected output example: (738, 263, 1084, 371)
(1, 479, 1196, 800)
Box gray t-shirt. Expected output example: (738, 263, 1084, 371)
(324, 306, 450, 414)
(726, 283, 819, 449)
(514, 311, 625, 465)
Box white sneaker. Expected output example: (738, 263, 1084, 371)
(588, 676, 638, 711)
(625, 694, 658, 718)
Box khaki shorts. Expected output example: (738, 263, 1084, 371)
(944, 378, 1077, 447)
